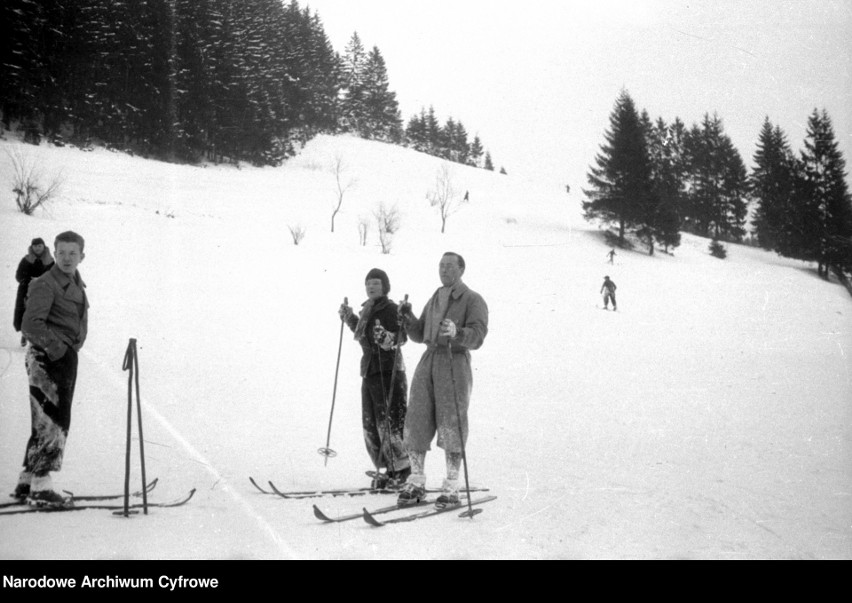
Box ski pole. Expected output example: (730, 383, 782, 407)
(120, 341, 134, 517)
(374, 320, 396, 479)
(118, 338, 148, 516)
(319, 297, 347, 465)
(445, 334, 482, 519)
(131, 340, 148, 514)
(381, 294, 408, 483)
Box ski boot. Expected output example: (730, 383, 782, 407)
(435, 479, 461, 509)
(370, 472, 391, 490)
(27, 475, 73, 508)
(396, 479, 426, 506)
(10, 471, 32, 501)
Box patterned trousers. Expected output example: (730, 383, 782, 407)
(23, 346, 78, 475)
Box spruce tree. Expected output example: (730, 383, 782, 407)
(644, 116, 683, 254)
(469, 135, 484, 168)
(405, 111, 428, 152)
(583, 90, 655, 246)
(683, 113, 748, 241)
(799, 109, 852, 277)
(361, 46, 402, 141)
(340, 31, 367, 134)
(750, 118, 798, 250)
(484, 151, 494, 171)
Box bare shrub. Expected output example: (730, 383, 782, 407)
(426, 163, 462, 233)
(374, 202, 400, 255)
(330, 153, 356, 233)
(6, 148, 64, 215)
(288, 223, 306, 245)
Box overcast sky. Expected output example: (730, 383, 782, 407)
(304, 0, 852, 190)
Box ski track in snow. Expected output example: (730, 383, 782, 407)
(82, 349, 300, 560)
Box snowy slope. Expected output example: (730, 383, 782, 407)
(0, 135, 849, 559)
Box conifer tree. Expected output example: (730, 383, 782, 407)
(583, 90, 655, 246)
(405, 111, 428, 152)
(339, 31, 367, 134)
(361, 46, 402, 141)
(644, 116, 683, 254)
(799, 109, 852, 277)
(469, 135, 484, 167)
(682, 113, 748, 241)
(424, 106, 441, 153)
(750, 118, 798, 250)
(483, 151, 494, 171)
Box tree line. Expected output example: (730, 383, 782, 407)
(0, 0, 497, 170)
(584, 90, 852, 278)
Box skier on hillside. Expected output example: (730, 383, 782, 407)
(607, 249, 616, 265)
(13, 238, 54, 347)
(601, 275, 617, 311)
(16, 231, 89, 507)
(396, 252, 489, 509)
(339, 269, 410, 488)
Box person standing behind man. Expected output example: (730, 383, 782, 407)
(16, 231, 89, 507)
(397, 252, 488, 508)
(14, 237, 54, 347)
(339, 268, 410, 488)
(601, 275, 617, 311)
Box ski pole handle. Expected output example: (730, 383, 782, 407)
(339, 296, 349, 322)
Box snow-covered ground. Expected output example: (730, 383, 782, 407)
(0, 134, 849, 559)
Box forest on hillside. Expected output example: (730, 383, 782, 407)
(0, 0, 497, 171)
(584, 90, 852, 281)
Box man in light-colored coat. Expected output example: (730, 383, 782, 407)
(397, 252, 488, 507)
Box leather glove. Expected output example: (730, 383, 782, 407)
(338, 303, 353, 321)
(373, 324, 395, 350)
(439, 318, 457, 338)
(398, 300, 413, 319)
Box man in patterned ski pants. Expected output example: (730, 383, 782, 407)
(17, 231, 89, 507)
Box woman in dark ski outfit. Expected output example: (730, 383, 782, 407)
(339, 268, 410, 488)
(14, 238, 54, 345)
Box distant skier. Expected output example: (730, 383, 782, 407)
(607, 249, 616, 265)
(396, 252, 489, 509)
(17, 231, 89, 507)
(339, 269, 410, 489)
(463, 190, 469, 202)
(600, 276, 617, 311)
(13, 238, 54, 347)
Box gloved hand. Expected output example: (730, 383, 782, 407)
(439, 318, 457, 338)
(398, 300, 413, 319)
(373, 324, 395, 350)
(338, 302, 353, 321)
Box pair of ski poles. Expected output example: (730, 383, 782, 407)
(318, 296, 405, 472)
(118, 338, 149, 517)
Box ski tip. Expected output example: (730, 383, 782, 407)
(313, 504, 333, 522)
(248, 477, 268, 494)
(362, 508, 385, 527)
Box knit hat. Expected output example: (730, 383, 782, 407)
(365, 268, 390, 295)
(31, 238, 45, 246)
